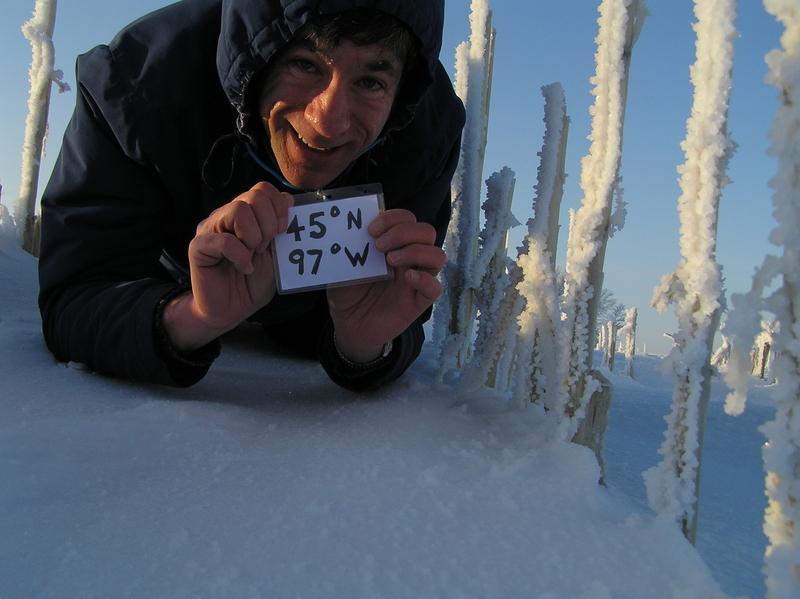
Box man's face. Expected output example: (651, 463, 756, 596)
(258, 39, 404, 190)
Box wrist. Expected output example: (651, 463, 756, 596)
(162, 291, 231, 353)
(333, 332, 393, 369)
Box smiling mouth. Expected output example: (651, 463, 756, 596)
(297, 134, 335, 153)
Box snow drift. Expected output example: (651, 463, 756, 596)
(0, 227, 733, 598)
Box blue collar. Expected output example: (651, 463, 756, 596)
(245, 144, 304, 191)
(245, 138, 385, 192)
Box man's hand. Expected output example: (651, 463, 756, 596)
(164, 182, 293, 352)
(326, 209, 446, 364)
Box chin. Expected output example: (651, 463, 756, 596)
(288, 175, 334, 190)
(282, 165, 342, 191)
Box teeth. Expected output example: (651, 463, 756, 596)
(298, 135, 333, 152)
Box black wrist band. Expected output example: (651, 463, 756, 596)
(333, 332, 393, 371)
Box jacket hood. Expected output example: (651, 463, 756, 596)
(216, 0, 445, 136)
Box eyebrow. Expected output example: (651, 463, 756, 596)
(366, 59, 401, 80)
(291, 40, 403, 80)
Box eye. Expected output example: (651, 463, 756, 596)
(358, 77, 386, 92)
(290, 58, 318, 74)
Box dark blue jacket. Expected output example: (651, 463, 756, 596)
(38, 0, 465, 391)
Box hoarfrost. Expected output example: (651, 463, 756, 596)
(722, 1, 800, 595)
(511, 84, 568, 412)
(463, 168, 520, 390)
(645, 0, 737, 542)
(557, 0, 645, 440)
(618, 307, 637, 377)
(436, 0, 494, 373)
(12, 0, 69, 242)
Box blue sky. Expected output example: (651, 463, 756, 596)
(0, 0, 785, 356)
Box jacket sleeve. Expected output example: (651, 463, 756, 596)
(317, 314, 425, 393)
(260, 292, 427, 393)
(38, 46, 217, 387)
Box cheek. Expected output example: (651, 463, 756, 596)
(362, 101, 394, 136)
(260, 100, 291, 140)
(257, 80, 275, 117)
(257, 78, 300, 131)
(258, 96, 275, 131)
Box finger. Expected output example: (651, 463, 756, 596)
(197, 184, 294, 254)
(189, 232, 255, 275)
(405, 268, 443, 305)
(245, 184, 294, 251)
(374, 221, 437, 253)
(368, 209, 417, 238)
(197, 200, 263, 254)
(386, 244, 446, 275)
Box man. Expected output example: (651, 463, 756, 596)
(38, 0, 465, 392)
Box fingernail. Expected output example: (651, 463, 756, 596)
(388, 249, 404, 264)
(410, 269, 420, 281)
(375, 235, 389, 251)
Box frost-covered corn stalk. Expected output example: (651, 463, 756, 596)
(556, 0, 646, 441)
(643, 0, 737, 545)
(618, 307, 637, 377)
(461, 168, 519, 389)
(472, 168, 518, 326)
(721, 2, 800, 594)
(0, 188, 15, 241)
(435, 0, 496, 372)
(511, 83, 569, 410)
(609, 321, 617, 370)
(710, 334, 730, 367)
(14, 0, 69, 255)
(750, 320, 775, 380)
(596, 322, 607, 352)
(603, 320, 617, 371)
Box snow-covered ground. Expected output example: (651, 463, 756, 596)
(0, 233, 772, 598)
(606, 359, 774, 599)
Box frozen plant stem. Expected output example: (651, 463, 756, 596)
(644, 0, 737, 546)
(435, 0, 495, 373)
(15, 0, 67, 256)
(721, 2, 800, 596)
(465, 169, 518, 389)
(512, 83, 569, 410)
(557, 0, 646, 440)
(619, 307, 637, 378)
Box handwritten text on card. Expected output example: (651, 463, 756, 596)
(273, 194, 389, 293)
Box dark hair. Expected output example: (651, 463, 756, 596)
(296, 9, 420, 76)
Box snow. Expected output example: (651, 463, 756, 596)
(606, 361, 774, 599)
(0, 223, 771, 598)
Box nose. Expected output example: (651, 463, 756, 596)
(305, 77, 351, 140)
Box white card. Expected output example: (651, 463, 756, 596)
(273, 194, 391, 294)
